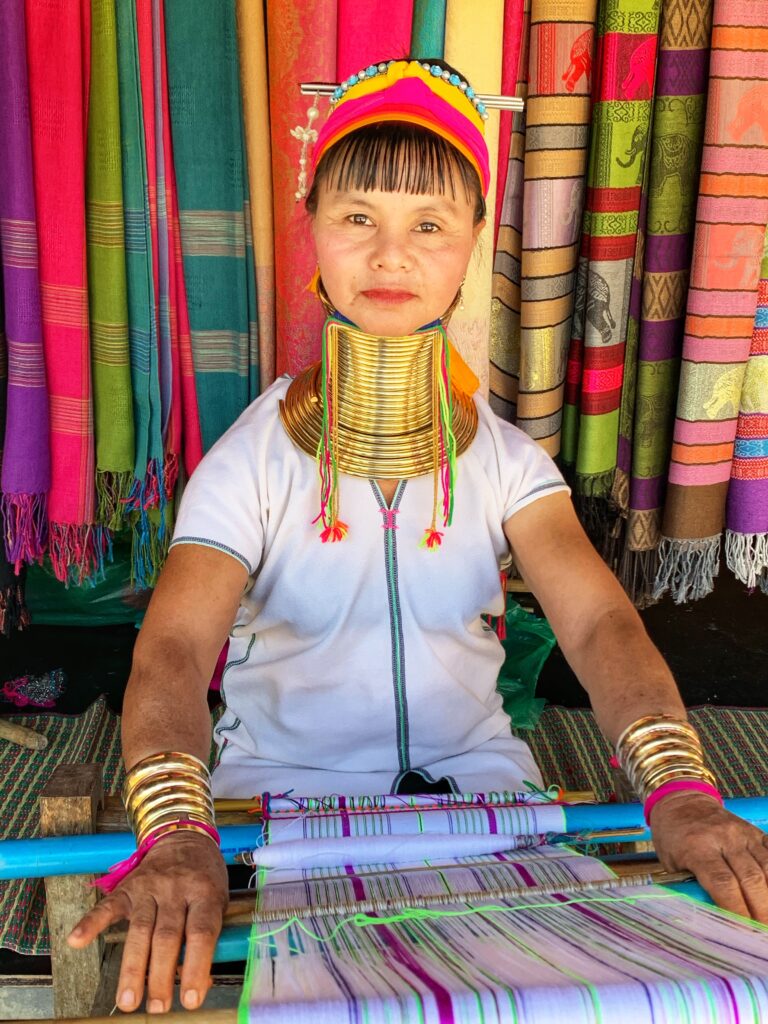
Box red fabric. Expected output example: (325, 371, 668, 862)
(336, 0, 415, 80)
(495, 0, 526, 243)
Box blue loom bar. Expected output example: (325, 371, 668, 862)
(0, 825, 264, 881)
(211, 925, 251, 964)
(661, 880, 714, 905)
(1, 798, 767, 881)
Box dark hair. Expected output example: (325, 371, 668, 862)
(305, 58, 486, 225)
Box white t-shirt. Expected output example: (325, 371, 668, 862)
(171, 376, 570, 798)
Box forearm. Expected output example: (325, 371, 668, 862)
(121, 632, 213, 771)
(565, 606, 686, 747)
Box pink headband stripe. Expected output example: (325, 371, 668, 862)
(312, 78, 491, 197)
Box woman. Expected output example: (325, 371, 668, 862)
(69, 59, 768, 1014)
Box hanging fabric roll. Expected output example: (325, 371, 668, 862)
(410, 0, 447, 58)
(655, 0, 768, 603)
(336, 0, 414, 81)
(26, 0, 109, 585)
(515, 0, 598, 457)
(620, 0, 713, 606)
(489, 0, 530, 423)
(445, 0, 505, 394)
(0, 0, 49, 574)
(725, 225, 768, 593)
(494, 0, 526, 247)
(165, 0, 259, 452)
(236, 0, 277, 391)
(268, 0, 336, 376)
(87, 0, 135, 532)
(562, 0, 660, 544)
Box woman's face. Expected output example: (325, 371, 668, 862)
(311, 179, 484, 336)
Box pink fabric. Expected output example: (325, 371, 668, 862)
(644, 780, 723, 826)
(314, 76, 491, 196)
(336, 1, 414, 81)
(495, 0, 526, 242)
(92, 821, 220, 894)
(209, 641, 229, 692)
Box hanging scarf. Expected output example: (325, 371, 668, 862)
(87, 0, 135, 530)
(654, 0, 768, 603)
(619, 0, 713, 605)
(337, 0, 414, 81)
(725, 226, 768, 592)
(562, 0, 660, 543)
(494, 0, 526, 247)
(165, 0, 259, 452)
(0, 0, 49, 572)
(489, 0, 531, 422)
(514, 0, 598, 455)
(410, 0, 447, 57)
(236, 0, 277, 391)
(445, 0, 505, 394)
(26, 0, 110, 585)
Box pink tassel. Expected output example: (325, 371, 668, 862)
(420, 528, 444, 550)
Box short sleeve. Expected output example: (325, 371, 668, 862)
(474, 397, 571, 523)
(170, 379, 290, 574)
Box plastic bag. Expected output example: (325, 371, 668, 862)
(495, 597, 556, 730)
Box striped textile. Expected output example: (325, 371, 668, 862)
(655, 0, 768, 603)
(236, 0, 277, 391)
(489, 0, 530, 422)
(445, 0, 505, 394)
(620, 0, 713, 606)
(114, 0, 165, 586)
(410, 0, 447, 57)
(268, 0, 336, 376)
(165, 0, 259, 451)
(26, 0, 109, 584)
(562, 0, 661, 536)
(0, 0, 49, 572)
(242, 873, 768, 1022)
(337, 0, 414, 81)
(494, 0, 527, 247)
(725, 227, 768, 592)
(514, 0, 598, 457)
(87, 0, 135, 530)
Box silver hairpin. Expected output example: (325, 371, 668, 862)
(300, 82, 524, 113)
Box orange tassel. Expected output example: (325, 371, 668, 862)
(420, 527, 444, 550)
(320, 520, 349, 543)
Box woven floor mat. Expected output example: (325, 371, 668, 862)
(1, 701, 766, 955)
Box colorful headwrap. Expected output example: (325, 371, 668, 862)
(312, 60, 491, 198)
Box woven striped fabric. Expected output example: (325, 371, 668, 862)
(165, 0, 259, 451)
(87, 0, 135, 531)
(0, 0, 49, 573)
(242, 870, 768, 1022)
(489, 0, 530, 422)
(655, 0, 768, 603)
(515, 0, 598, 457)
(26, 0, 109, 584)
(725, 226, 768, 592)
(410, 0, 447, 58)
(494, 0, 527, 247)
(619, 0, 713, 605)
(268, 0, 336, 376)
(562, 1, 661, 535)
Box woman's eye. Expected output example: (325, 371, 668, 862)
(348, 213, 372, 225)
(416, 222, 440, 233)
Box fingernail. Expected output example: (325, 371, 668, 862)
(182, 990, 199, 1009)
(148, 999, 165, 1014)
(118, 990, 134, 1010)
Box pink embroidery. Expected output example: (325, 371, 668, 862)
(622, 36, 656, 100)
(381, 508, 399, 530)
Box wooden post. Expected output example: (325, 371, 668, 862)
(40, 763, 105, 1018)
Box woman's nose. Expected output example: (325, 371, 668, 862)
(369, 230, 413, 272)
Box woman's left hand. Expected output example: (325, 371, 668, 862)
(650, 792, 768, 923)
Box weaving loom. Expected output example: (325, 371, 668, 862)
(234, 791, 768, 1023)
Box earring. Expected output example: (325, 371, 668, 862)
(459, 286, 465, 312)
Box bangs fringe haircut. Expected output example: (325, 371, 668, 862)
(307, 122, 486, 225)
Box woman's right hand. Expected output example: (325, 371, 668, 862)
(67, 832, 229, 1014)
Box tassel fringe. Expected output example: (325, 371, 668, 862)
(123, 457, 176, 590)
(95, 470, 134, 531)
(725, 530, 768, 591)
(1, 492, 47, 571)
(47, 522, 113, 587)
(419, 527, 444, 550)
(653, 535, 721, 604)
(617, 546, 660, 610)
(0, 572, 30, 637)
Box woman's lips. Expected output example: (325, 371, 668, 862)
(361, 289, 417, 304)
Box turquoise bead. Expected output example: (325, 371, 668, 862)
(348, 74, 358, 85)
(477, 102, 486, 115)
(430, 65, 442, 77)
(466, 86, 475, 99)
(449, 74, 460, 86)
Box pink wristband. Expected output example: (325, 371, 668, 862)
(92, 820, 220, 894)
(643, 780, 723, 826)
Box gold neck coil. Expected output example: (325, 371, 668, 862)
(279, 320, 478, 479)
